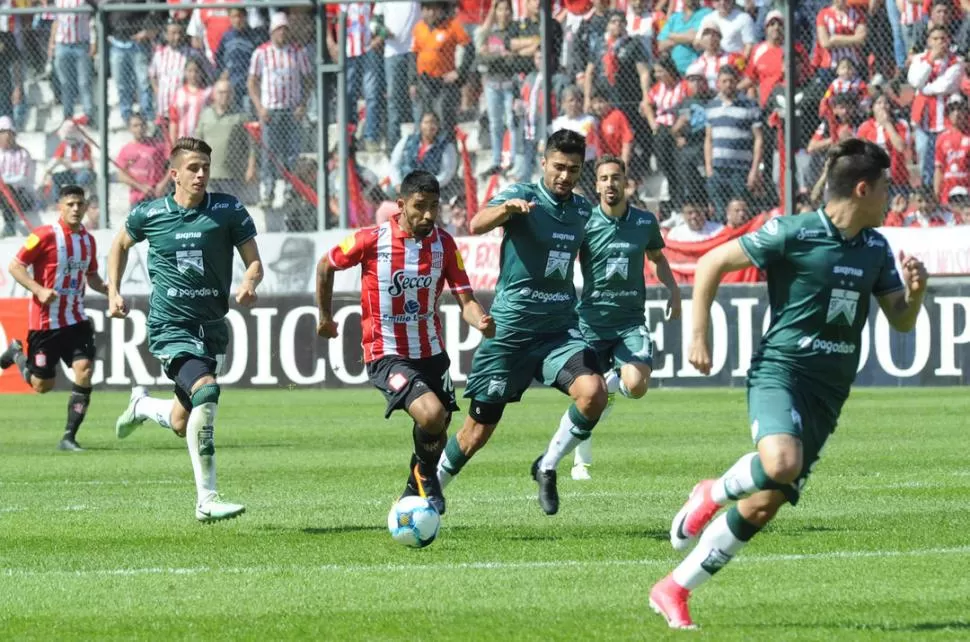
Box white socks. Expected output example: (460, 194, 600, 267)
(437, 463, 454, 490)
(711, 452, 758, 505)
(671, 513, 748, 590)
(540, 407, 589, 471)
(135, 396, 174, 430)
(574, 437, 593, 466)
(186, 402, 218, 505)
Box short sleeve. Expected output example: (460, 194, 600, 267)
(15, 228, 51, 266)
(873, 243, 904, 297)
(441, 233, 472, 294)
(738, 216, 787, 268)
(453, 20, 472, 46)
(125, 204, 148, 243)
(486, 183, 526, 208)
(248, 47, 263, 76)
(620, 116, 634, 144)
(229, 201, 258, 246)
(328, 228, 372, 270)
(645, 215, 665, 251)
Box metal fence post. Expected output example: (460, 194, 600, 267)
(783, 0, 796, 215)
(336, 7, 348, 229)
(316, 1, 329, 230)
(540, 0, 552, 131)
(96, 6, 110, 227)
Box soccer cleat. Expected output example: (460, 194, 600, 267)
(57, 437, 84, 452)
(531, 455, 559, 515)
(670, 479, 721, 552)
(402, 455, 446, 515)
(571, 463, 592, 481)
(0, 339, 23, 370)
(115, 386, 149, 439)
(649, 574, 697, 630)
(196, 494, 246, 523)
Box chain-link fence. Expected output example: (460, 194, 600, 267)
(1, 0, 968, 241)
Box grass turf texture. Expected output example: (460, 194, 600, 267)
(0, 387, 968, 641)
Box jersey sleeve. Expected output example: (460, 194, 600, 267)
(125, 204, 149, 243)
(873, 241, 904, 297)
(328, 228, 371, 270)
(485, 183, 528, 230)
(441, 233, 473, 294)
(14, 227, 51, 266)
(87, 235, 99, 273)
(229, 200, 258, 246)
(738, 216, 787, 268)
(645, 214, 665, 251)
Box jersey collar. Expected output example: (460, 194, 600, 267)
(536, 179, 568, 207)
(167, 193, 211, 216)
(815, 208, 838, 238)
(56, 217, 83, 235)
(596, 203, 630, 224)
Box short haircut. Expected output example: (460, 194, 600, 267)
(717, 65, 740, 80)
(595, 154, 626, 174)
(58, 185, 86, 201)
(545, 129, 586, 159)
(560, 85, 583, 103)
(932, 0, 950, 10)
(929, 24, 949, 38)
(818, 139, 890, 201)
(400, 170, 440, 198)
(420, 111, 440, 124)
(128, 113, 145, 125)
(831, 92, 857, 108)
(170, 137, 212, 163)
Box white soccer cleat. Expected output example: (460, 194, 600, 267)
(571, 463, 592, 481)
(196, 494, 246, 523)
(115, 386, 149, 439)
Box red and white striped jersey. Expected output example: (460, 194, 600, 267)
(647, 79, 688, 127)
(249, 42, 311, 110)
(0, 0, 20, 35)
(169, 85, 212, 138)
(187, 0, 235, 64)
(812, 7, 865, 71)
(51, 140, 92, 171)
(627, 8, 664, 38)
(53, 0, 91, 44)
(343, 3, 372, 58)
(686, 51, 746, 93)
(818, 77, 870, 119)
(900, 0, 925, 25)
(328, 216, 473, 363)
(0, 145, 34, 187)
(149, 45, 190, 118)
(14, 220, 98, 331)
(910, 52, 962, 133)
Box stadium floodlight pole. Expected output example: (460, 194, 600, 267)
(540, 0, 553, 130)
(783, 0, 796, 214)
(316, 1, 329, 231)
(96, 8, 110, 228)
(337, 7, 349, 229)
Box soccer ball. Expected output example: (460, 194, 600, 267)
(387, 496, 440, 548)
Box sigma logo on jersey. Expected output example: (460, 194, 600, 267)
(552, 232, 576, 242)
(387, 270, 433, 297)
(833, 265, 864, 278)
(826, 288, 860, 325)
(175, 232, 203, 240)
(608, 241, 632, 250)
(176, 249, 205, 275)
(605, 256, 629, 280)
(544, 250, 571, 279)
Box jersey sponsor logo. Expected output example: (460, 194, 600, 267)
(146, 207, 166, 217)
(864, 234, 885, 248)
(826, 288, 860, 325)
(175, 232, 203, 240)
(431, 251, 444, 270)
(387, 270, 433, 297)
(544, 250, 571, 279)
(404, 300, 420, 314)
(23, 233, 39, 250)
(176, 249, 205, 275)
(166, 287, 220, 299)
(376, 251, 392, 263)
(608, 242, 632, 250)
(34, 352, 47, 368)
(590, 289, 638, 299)
(487, 377, 507, 396)
(796, 227, 826, 240)
(605, 256, 629, 280)
(833, 265, 864, 278)
(380, 311, 432, 323)
(635, 217, 654, 226)
(552, 232, 576, 241)
(211, 202, 230, 210)
(812, 338, 857, 355)
(518, 287, 572, 303)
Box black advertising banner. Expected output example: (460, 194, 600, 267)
(8, 284, 969, 390)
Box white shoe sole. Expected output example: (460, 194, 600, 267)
(649, 598, 697, 630)
(571, 466, 592, 481)
(196, 506, 246, 523)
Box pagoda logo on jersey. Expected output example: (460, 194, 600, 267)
(544, 250, 571, 279)
(176, 249, 205, 276)
(826, 288, 860, 326)
(605, 256, 629, 280)
(387, 270, 433, 297)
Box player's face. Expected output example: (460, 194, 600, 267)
(173, 151, 211, 197)
(166, 23, 184, 47)
(596, 162, 626, 207)
(541, 151, 583, 197)
(858, 173, 890, 226)
(59, 195, 87, 229)
(400, 191, 440, 238)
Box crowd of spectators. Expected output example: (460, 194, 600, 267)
(2, 0, 970, 237)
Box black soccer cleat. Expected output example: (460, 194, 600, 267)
(402, 454, 446, 516)
(0, 339, 23, 370)
(531, 455, 559, 515)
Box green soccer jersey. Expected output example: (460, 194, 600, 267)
(486, 181, 592, 333)
(738, 210, 903, 403)
(126, 192, 257, 326)
(577, 204, 664, 337)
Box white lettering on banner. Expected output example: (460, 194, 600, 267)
(442, 304, 480, 383)
(731, 298, 759, 377)
(250, 308, 279, 385)
(329, 306, 368, 384)
(875, 307, 930, 377)
(221, 310, 247, 385)
(644, 301, 674, 378)
(934, 297, 970, 376)
(280, 307, 327, 385)
(677, 301, 728, 377)
(106, 310, 166, 385)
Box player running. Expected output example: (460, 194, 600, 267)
(316, 170, 494, 516)
(435, 129, 609, 516)
(570, 155, 681, 481)
(0, 186, 108, 451)
(109, 137, 264, 523)
(649, 140, 928, 629)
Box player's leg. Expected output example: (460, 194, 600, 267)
(58, 358, 93, 451)
(437, 407, 502, 490)
(2, 332, 57, 393)
(534, 346, 608, 515)
(116, 384, 177, 438)
(572, 338, 616, 480)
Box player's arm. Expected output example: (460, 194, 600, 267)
(86, 270, 109, 296)
(315, 253, 339, 338)
(455, 290, 496, 338)
(647, 249, 682, 320)
(469, 198, 532, 235)
(107, 228, 137, 318)
(8, 259, 57, 305)
(877, 252, 928, 332)
(690, 240, 755, 374)
(235, 238, 263, 307)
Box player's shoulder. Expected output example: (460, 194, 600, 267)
(569, 193, 593, 218)
(859, 227, 891, 251)
(130, 195, 173, 219)
(207, 191, 246, 212)
(497, 182, 534, 200)
(628, 205, 660, 227)
(433, 224, 458, 246)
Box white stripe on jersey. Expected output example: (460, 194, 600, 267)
(64, 230, 82, 327)
(425, 233, 444, 355)
(403, 238, 422, 359)
(50, 223, 67, 329)
(376, 223, 397, 357)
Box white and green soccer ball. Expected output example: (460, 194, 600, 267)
(387, 496, 440, 548)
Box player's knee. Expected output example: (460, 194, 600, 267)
(624, 375, 649, 399)
(31, 378, 55, 394)
(572, 375, 608, 416)
(413, 399, 448, 434)
(760, 451, 802, 485)
(73, 363, 93, 387)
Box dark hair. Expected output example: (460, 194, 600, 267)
(717, 65, 740, 80)
(545, 129, 586, 159)
(595, 154, 626, 174)
(400, 170, 440, 198)
(58, 185, 86, 201)
(813, 138, 890, 201)
(420, 111, 440, 124)
(171, 137, 212, 163)
(831, 92, 857, 108)
(929, 24, 949, 38)
(931, 0, 950, 10)
(128, 113, 145, 125)
(914, 185, 936, 201)
(654, 54, 680, 82)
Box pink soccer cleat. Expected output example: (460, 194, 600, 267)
(670, 479, 721, 552)
(649, 574, 697, 630)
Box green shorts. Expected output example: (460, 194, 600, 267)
(464, 326, 592, 404)
(147, 319, 229, 381)
(580, 322, 654, 373)
(746, 384, 840, 505)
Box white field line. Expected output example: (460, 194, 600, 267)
(1, 546, 969, 580)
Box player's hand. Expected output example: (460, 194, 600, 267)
(666, 295, 682, 321)
(36, 288, 58, 306)
(688, 336, 713, 375)
(503, 199, 533, 216)
(235, 282, 258, 307)
(108, 293, 128, 318)
(476, 314, 495, 338)
(898, 251, 928, 296)
(317, 315, 338, 338)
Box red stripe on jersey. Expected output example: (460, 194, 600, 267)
(169, 86, 212, 138)
(648, 80, 687, 127)
(249, 42, 310, 110)
(150, 45, 190, 117)
(345, 3, 371, 58)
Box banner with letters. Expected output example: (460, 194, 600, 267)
(2, 284, 968, 392)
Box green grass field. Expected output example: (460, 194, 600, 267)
(1, 387, 969, 641)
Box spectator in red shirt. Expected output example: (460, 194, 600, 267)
(812, 0, 867, 86)
(885, 185, 960, 226)
(933, 95, 970, 204)
(857, 93, 912, 196)
(591, 92, 635, 167)
(115, 113, 169, 207)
